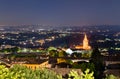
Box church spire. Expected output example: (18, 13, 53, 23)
(75, 33, 91, 50)
(84, 34, 88, 41)
(83, 33, 91, 50)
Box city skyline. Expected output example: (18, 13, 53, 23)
(0, 0, 120, 26)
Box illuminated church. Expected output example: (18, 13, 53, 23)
(75, 34, 91, 50)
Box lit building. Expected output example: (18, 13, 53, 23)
(36, 39, 45, 46)
(75, 34, 91, 50)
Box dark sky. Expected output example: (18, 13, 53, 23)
(0, 0, 120, 26)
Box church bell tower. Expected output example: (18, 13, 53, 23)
(83, 34, 91, 50)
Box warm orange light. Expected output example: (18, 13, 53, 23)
(75, 34, 91, 50)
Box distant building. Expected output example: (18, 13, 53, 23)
(0, 45, 15, 49)
(75, 34, 91, 50)
(65, 34, 92, 55)
(66, 48, 73, 54)
(36, 39, 45, 46)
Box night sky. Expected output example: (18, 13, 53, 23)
(0, 0, 120, 26)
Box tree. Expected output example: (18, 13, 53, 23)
(71, 53, 82, 58)
(72, 62, 95, 72)
(11, 47, 19, 52)
(58, 50, 67, 57)
(90, 47, 104, 79)
(48, 47, 58, 57)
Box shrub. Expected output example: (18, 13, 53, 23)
(105, 74, 119, 79)
(0, 64, 59, 79)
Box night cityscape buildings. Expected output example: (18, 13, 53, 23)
(0, 0, 120, 79)
(0, 25, 120, 78)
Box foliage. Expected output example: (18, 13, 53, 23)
(49, 50, 58, 57)
(0, 47, 19, 53)
(0, 64, 59, 79)
(0, 65, 10, 79)
(68, 69, 94, 79)
(82, 69, 94, 79)
(48, 47, 57, 51)
(72, 62, 95, 72)
(1, 64, 119, 79)
(58, 50, 67, 57)
(90, 47, 104, 79)
(66, 59, 74, 65)
(57, 75, 63, 79)
(48, 47, 58, 57)
(57, 58, 67, 63)
(18, 48, 47, 53)
(104, 74, 119, 79)
(68, 70, 82, 79)
(10, 64, 58, 79)
(82, 53, 91, 58)
(71, 53, 82, 58)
